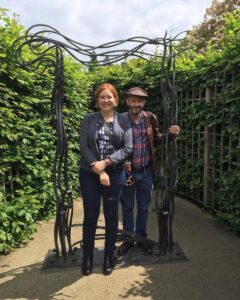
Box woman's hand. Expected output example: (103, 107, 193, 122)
(91, 160, 106, 174)
(91, 159, 112, 174)
(99, 171, 110, 186)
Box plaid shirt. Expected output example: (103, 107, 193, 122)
(131, 115, 150, 169)
(97, 121, 114, 160)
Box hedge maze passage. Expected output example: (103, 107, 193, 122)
(177, 69, 240, 230)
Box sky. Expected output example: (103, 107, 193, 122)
(1, 0, 213, 46)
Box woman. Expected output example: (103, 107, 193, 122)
(79, 83, 133, 276)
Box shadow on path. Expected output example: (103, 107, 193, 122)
(0, 198, 239, 300)
(0, 262, 81, 300)
(117, 199, 240, 300)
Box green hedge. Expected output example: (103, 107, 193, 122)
(0, 11, 91, 253)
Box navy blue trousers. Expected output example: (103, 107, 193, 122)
(79, 168, 125, 257)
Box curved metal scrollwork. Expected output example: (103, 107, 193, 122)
(13, 24, 185, 67)
(12, 24, 185, 258)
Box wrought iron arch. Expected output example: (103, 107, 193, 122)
(12, 25, 187, 266)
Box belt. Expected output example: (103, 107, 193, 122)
(132, 164, 151, 172)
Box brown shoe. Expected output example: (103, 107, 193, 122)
(117, 241, 134, 256)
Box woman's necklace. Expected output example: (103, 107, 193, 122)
(102, 111, 114, 123)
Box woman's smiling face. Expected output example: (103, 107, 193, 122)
(97, 88, 117, 112)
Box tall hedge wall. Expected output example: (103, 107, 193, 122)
(0, 11, 91, 253)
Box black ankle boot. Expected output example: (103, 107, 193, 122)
(103, 255, 115, 276)
(82, 256, 93, 276)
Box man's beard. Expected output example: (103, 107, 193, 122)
(130, 107, 142, 115)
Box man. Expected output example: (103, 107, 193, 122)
(118, 87, 180, 256)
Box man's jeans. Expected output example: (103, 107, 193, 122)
(120, 167, 153, 237)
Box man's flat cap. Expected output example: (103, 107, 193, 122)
(127, 87, 148, 98)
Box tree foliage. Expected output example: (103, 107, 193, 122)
(183, 0, 240, 52)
